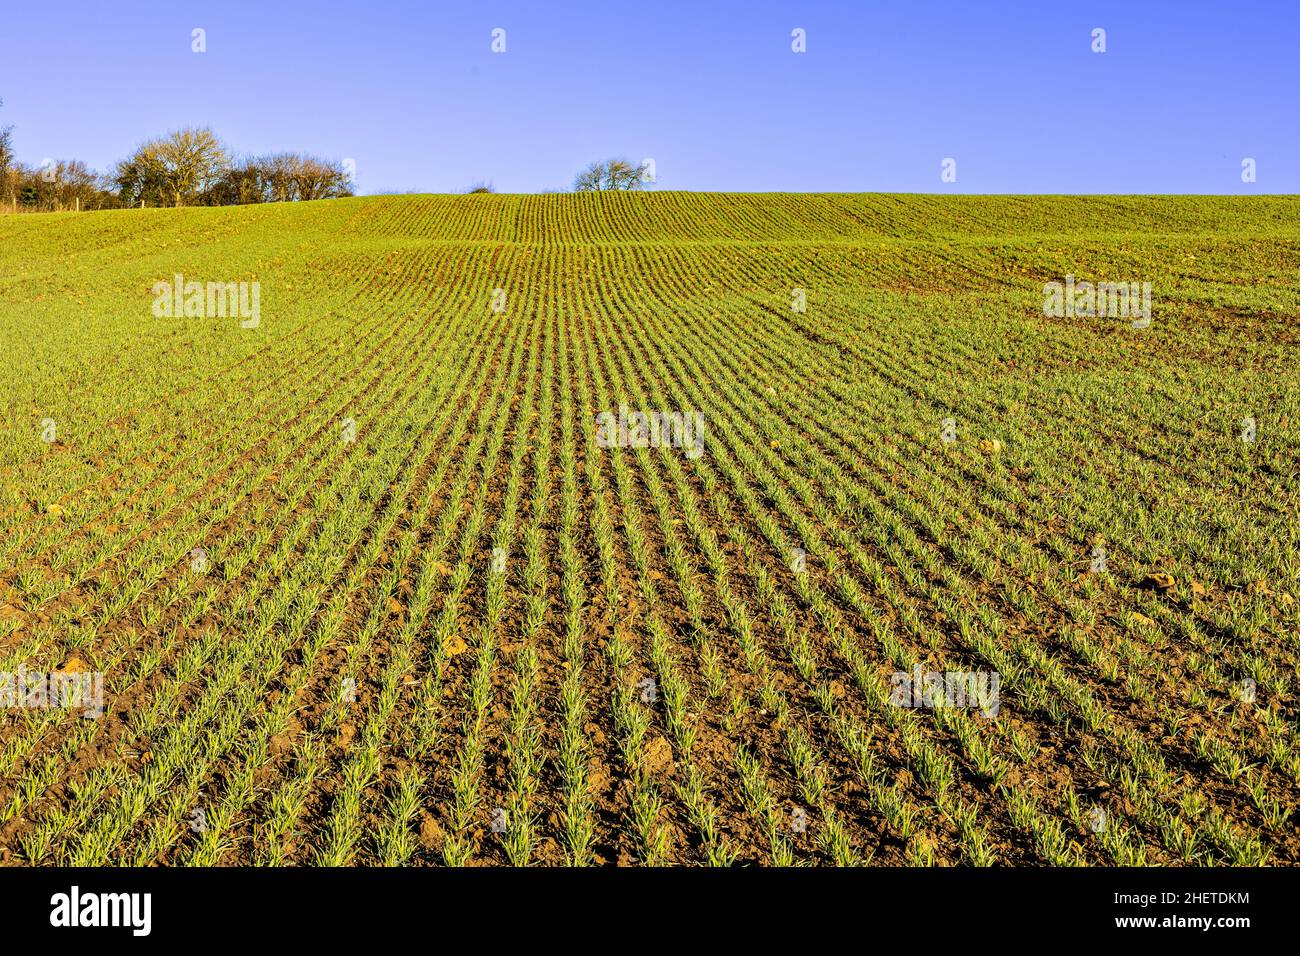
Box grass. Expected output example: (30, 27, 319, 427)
(0, 192, 1296, 866)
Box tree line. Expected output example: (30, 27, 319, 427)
(0, 105, 352, 212)
(0, 97, 657, 209)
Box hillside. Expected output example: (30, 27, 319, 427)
(0, 193, 1297, 866)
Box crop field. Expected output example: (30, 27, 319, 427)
(0, 193, 1296, 867)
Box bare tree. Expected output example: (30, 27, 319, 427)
(573, 158, 649, 192)
(2, 160, 119, 211)
(0, 98, 14, 207)
(120, 128, 230, 207)
(0, 102, 12, 177)
(112, 153, 168, 207)
(36, 160, 101, 210)
(206, 153, 352, 204)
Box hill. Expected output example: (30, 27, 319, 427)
(0, 193, 1297, 866)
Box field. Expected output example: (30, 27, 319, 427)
(0, 193, 1297, 866)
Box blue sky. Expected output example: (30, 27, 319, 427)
(2, 0, 1297, 193)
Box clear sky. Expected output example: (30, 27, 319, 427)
(2, 0, 1297, 194)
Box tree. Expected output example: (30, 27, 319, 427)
(4, 120, 353, 211)
(205, 153, 353, 205)
(0, 98, 14, 207)
(203, 161, 265, 206)
(33, 160, 102, 210)
(0, 101, 13, 179)
(112, 152, 169, 207)
(277, 153, 352, 201)
(573, 158, 649, 192)
(2, 160, 118, 211)
(120, 127, 230, 207)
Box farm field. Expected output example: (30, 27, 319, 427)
(0, 192, 1297, 866)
